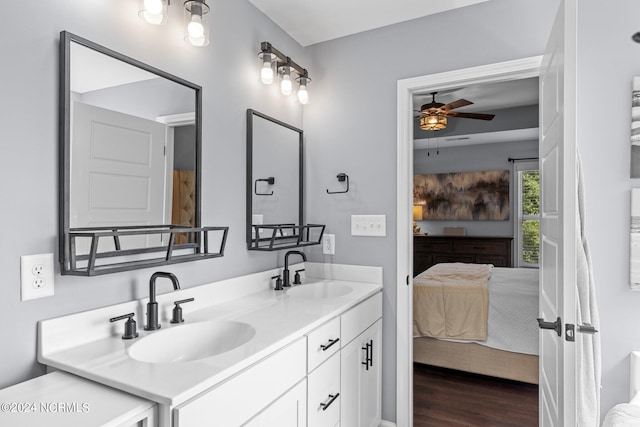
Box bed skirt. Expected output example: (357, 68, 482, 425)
(414, 336, 539, 385)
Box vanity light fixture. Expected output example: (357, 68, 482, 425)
(258, 41, 311, 104)
(137, 0, 210, 47)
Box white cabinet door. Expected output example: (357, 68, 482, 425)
(340, 319, 382, 427)
(308, 352, 341, 427)
(244, 379, 307, 427)
(174, 339, 306, 427)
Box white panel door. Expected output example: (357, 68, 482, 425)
(71, 101, 167, 250)
(538, 1, 578, 425)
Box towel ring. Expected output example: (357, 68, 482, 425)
(255, 177, 275, 196)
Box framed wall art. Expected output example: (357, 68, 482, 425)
(414, 170, 510, 221)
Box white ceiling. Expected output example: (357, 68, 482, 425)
(71, 42, 157, 94)
(248, 0, 490, 46)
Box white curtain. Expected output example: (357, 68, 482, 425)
(576, 148, 602, 426)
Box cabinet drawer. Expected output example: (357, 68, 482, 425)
(476, 255, 508, 266)
(453, 240, 507, 254)
(174, 338, 306, 427)
(433, 254, 474, 264)
(308, 352, 341, 427)
(414, 240, 452, 253)
(341, 292, 382, 346)
(307, 317, 341, 373)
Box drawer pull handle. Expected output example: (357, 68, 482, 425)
(320, 393, 340, 411)
(320, 338, 340, 351)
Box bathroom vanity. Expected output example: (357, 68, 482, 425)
(36, 262, 383, 426)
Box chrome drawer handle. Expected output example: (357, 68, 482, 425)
(320, 338, 340, 351)
(320, 393, 340, 411)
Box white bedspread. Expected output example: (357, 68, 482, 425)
(434, 267, 539, 355)
(481, 267, 539, 355)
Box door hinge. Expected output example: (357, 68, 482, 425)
(566, 323, 575, 342)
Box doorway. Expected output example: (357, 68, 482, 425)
(395, 56, 543, 426)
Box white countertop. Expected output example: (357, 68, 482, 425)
(0, 371, 154, 427)
(38, 263, 382, 407)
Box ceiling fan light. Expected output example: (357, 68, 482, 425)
(420, 114, 447, 131)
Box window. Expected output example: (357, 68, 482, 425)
(515, 162, 540, 267)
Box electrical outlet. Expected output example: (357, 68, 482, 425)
(322, 234, 335, 255)
(21, 253, 55, 301)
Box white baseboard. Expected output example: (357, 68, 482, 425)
(380, 420, 396, 427)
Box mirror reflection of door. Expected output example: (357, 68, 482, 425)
(71, 102, 167, 251)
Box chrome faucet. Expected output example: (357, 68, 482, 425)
(283, 250, 306, 287)
(145, 272, 180, 331)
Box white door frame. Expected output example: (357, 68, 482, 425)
(395, 56, 543, 426)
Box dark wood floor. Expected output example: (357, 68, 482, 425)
(413, 363, 539, 427)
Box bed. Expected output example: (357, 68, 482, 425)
(413, 263, 539, 384)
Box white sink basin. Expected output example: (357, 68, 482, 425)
(127, 320, 256, 364)
(286, 283, 352, 299)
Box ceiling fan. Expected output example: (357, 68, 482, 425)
(416, 91, 496, 131)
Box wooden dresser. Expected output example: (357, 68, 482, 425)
(413, 235, 513, 277)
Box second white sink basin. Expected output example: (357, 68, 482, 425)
(127, 320, 256, 364)
(286, 282, 352, 299)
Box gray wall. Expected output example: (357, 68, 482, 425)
(414, 105, 539, 140)
(414, 139, 538, 237)
(0, 0, 304, 390)
(304, 1, 558, 420)
(174, 125, 196, 171)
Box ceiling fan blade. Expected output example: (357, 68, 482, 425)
(442, 99, 473, 111)
(447, 111, 495, 120)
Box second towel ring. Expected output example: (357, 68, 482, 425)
(326, 173, 349, 194)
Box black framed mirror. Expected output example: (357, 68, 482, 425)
(246, 109, 324, 250)
(60, 31, 227, 275)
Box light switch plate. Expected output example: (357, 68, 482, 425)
(21, 253, 55, 301)
(351, 215, 386, 236)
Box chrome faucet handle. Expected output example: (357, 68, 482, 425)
(293, 268, 305, 285)
(109, 313, 139, 340)
(171, 298, 195, 324)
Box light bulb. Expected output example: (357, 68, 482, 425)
(139, 0, 167, 25)
(188, 15, 205, 39)
(144, 0, 163, 15)
(280, 68, 293, 96)
(261, 61, 274, 85)
(260, 54, 273, 85)
(297, 84, 309, 104)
